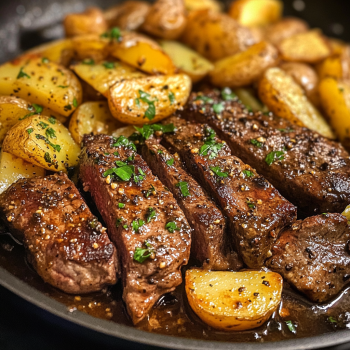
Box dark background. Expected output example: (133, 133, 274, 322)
(1, 0, 350, 349)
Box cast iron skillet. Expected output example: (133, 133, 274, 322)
(0, 1, 350, 349)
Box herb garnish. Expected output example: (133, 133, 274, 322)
(145, 184, 156, 198)
(48, 116, 56, 124)
(265, 150, 285, 166)
(20, 104, 43, 120)
(279, 128, 294, 133)
(242, 170, 254, 177)
(166, 158, 174, 166)
(221, 87, 236, 101)
(82, 58, 95, 65)
(169, 91, 176, 105)
(195, 95, 214, 104)
(210, 166, 228, 178)
(199, 127, 224, 159)
(134, 168, 146, 183)
(213, 102, 225, 114)
(328, 316, 337, 324)
(38, 121, 49, 129)
(113, 136, 137, 151)
(26, 128, 33, 134)
(166, 222, 180, 233)
(116, 217, 124, 228)
(73, 98, 78, 108)
(132, 219, 145, 233)
(58, 85, 69, 89)
(247, 200, 255, 209)
(64, 104, 72, 112)
(35, 134, 61, 152)
(135, 90, 157, 120)
(44, 152, 51, 163)
(17, 67, 30, 79)
(132, 123, 176, 143)
(46, 128, 56, 139)
(101, 27, 122, 42)
(146, 207, 156, 223)
(250, 139, 263, 148)
(103, 62, 115, 69)
(285, 321, 297, 334)
(42, 57, 49, 64)
(134, 241, 153, 263)
(103, 165, 135, 181)
(118, 203, 125, 209)
(176, 181, 190, 197)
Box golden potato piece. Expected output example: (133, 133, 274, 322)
(186, 269, 283, 331)
(3, 115, 80, 172)
(69, 101, 124, 144)
(104, 1, 150, 30)
(108, 74, 191, 125)
(184, 0, 222, 12)
(110, 32, 176, 74)
(0, 150, 45, 194)
(229, 0, 282, 27)
(210, 41, 278, 88)
(72, 34, 111, 62)
(278, 30, 331, 63)
(72, 60, 145, 97)
(64, 7, 108, 37)
(159, 40, 214, 83)
(0, 57, 82, 117)
(316, 48, 350, 81)
(319, 78, 350, 151)
(142, 0, 186, 40)
(342, 205, 350, 224)
(280, 62, 320, 107)
(258, 67, 335, 139)
(181, 9, 257, 61)
(264, 17, 309, 46)
(112, 125, 137, 139)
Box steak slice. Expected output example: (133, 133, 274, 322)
(162, 116, 296, 268)
(79, 134, 191, 324)
(0, 173, 118, 294)
(140, 138, 243, 271)
(182, 90, 350, 218)
(266, 213, 350, 303)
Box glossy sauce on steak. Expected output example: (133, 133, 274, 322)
(162, 116, 296, 268)
(79, 134, 191, 324)
(182, 91, 350, 218)
(140, 138, 243, 271)
(267, 213, 350, 303)
(0, 172, 118, 294)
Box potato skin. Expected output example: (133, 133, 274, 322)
(142, 0, 187, 40)
(108, 74, 192, 125)
(210, 41, 279, 88)
(181, 9, 257, 61)
(104, 1, 150, 30)
(258, 67, 335, 139)
(64, 7, 108, 37)
(185, 269, 283, 331)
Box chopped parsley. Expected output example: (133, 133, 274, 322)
(118, 203, 125, 209)
(26, 128, 33, 134)
(265, 150, 285, 166)
(168, 91, 176, 105)
(58, 85, 69, 88)
(42, 57, 49, 64)
(247, 200, 255, 209)
(127, 154, 135, 162)
(242, 170, 254, 178)
(157, 149, 163, 154)
(103, 165, 135, 181)
(44, 152, 51, 163)
(17, 67, 30, 79)
(103, 62, 115, 69)
(221, 87, 236, 101)
(73, 98, 78, 108)
(101, 27, 122, 42)
(113, 136, 137, 151)
(195, 95, 214, 104)
(250, 139, 263, 148)
(134, 168, 146, 183)
(35, 134, 61, 152)
(64, 104, 72, 112)
(210, 166, 228, 178)
(145, 184, 156, 198)
(38, 121, 49, 129)
(82, 58, 95, 65)
(132, 123, 176, 143)
(213, 102, 225, 114)
(166, 158, 174, 166)
(279, 128, 294, 133)
(45, 128, 56, 139)
(134, 242, 153, 263)
(176, 181, 190, 197)
(48, 116, 56, 124)
(166, 222, 180, 233)
(328, 316, 337, 324)
(135, 90, 157, 120)
(146, 207, 156, 223)
(116, 217, 123, 228)
(132, 219, 145, 233)
(285, 320, 297, 334)
(199, 127, 224, 159)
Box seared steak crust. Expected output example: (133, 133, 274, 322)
(267, 214, 350, 303)
(162, 116, 296, 268)
(140, 138, 243, 271)
(0, 173, 118, 294)
(183, 91, 350, 217)
(80, 134, 191, 324)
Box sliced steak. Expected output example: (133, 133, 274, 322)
(182, 90, 350, 218)
(140, 138, 243, 271)
(162, 116, 296, 268)
(0, 173, 118, 294)
(79, 134, 191, 324)
(266, 213, 350, 303)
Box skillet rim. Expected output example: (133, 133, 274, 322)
(1, 267, 350, 350)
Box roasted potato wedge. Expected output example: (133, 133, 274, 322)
(0, 57, 82, 117)
(104, 1, 150, 30)
(0, 150, 45, 194)
(316, 48, 350, 81)
(110, 32, 176, 75)
(181, 9, 257, 61)
(319, 78, 350, 151)
(3, 115, 80, 172)
(264, 17, 308, 46)
(278, 30, 331, 63)
(234, 88, 264, 112)
(112, 125, 137, 139)
(186, 269, 283, 331)
(210, 41, 278, 88)
(69, 101, 124, 144)
(72, 60, 145, 97)
(64, 7, 108, 37)
(108, 74, 191, 125)
(142, 0, 186, 40)
(72, 35, 111, 62)
(184, 0, 222, 12)
(228, 0, 282, 27)
(159, 40, 214, 83)
(258, 67, 335, 139)
(280, 62, 320, 107)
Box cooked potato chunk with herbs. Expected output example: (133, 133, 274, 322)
(210, 41, 278, 88)
(278, 30, 331, 63)
(159, 40, 214, 83)
(69, 102, 124, 144)
(186, 269, 283, 331)
(72, 60, 145, 97)
(0, 57, 82, 117)
(72, 34, 111, 62)
(181, 9, 257, 61)
(104, 1, 150, 30)
(3, 115, 80, 172)
(184, 0, 222, 12)
(108, 74, 191, 125)
(229, 0, 282, 27)
(258, 67, 335, 139)
(0, 150, 45, 194)
(64, 7, 108, 37)
(319, 78, 350, 151)
(110, 32, 176, 74)
(142, 0, 186, 40)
